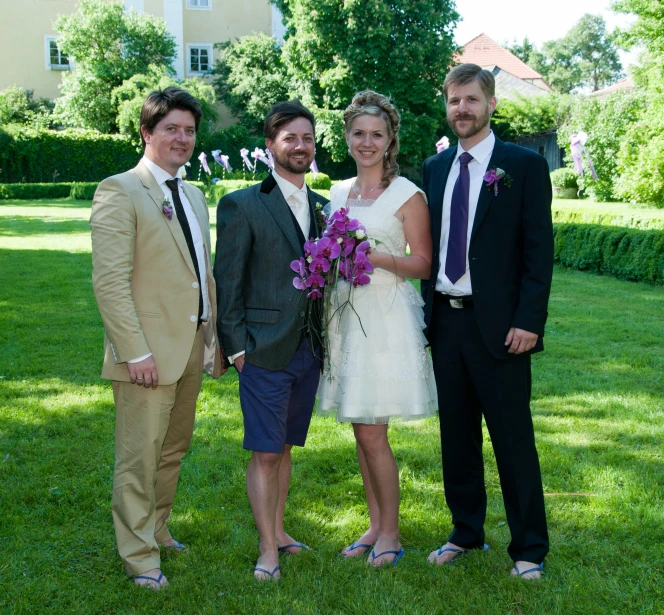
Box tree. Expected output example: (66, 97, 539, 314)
(505, 37, 541, 67)
(54, 0, 176, 132)
(0, 87, 54, 127)
(212, 33, 290, 132)
(534, 14, 623, 93)
(214, 0, 458, 170)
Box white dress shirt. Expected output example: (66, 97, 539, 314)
(228, 170, 310, 365)
(436, 131, 495, 296)
(129, 157, 210, 364)
(272, 169, 311, 238)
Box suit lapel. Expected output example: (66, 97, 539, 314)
(431, 149, 455, 254)
(134, 161, 197, 278)
(259, 173, 303, 256)
(471, 137, 508, 240)
(306, 187, 321, 239)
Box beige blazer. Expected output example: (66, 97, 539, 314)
(90, 160, 222, 384)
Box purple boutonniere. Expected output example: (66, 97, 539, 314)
(161, 197, 173, 220)
(483, 167, 512, 196)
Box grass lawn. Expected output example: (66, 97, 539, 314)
(1, 200, 663, 614)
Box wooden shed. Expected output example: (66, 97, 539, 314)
(515, 130, 564, 171)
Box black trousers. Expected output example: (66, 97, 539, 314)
(429, 294, 549, 564)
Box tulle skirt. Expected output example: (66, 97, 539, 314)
(316, 272, 438, 424)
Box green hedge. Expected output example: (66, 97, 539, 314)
(553, 223, 664, 284)
(0, 125, 139, 183)
(552, 204, 664, 230)
(0, 182, 98, 200)
(305, 172, 332, 190)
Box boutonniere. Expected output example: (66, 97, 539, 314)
(161, 197, 173, 220)
(483, 167, 512, 196)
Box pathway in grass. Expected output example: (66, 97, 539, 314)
(1, 201, 662, 614)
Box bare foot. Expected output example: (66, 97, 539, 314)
(276, 531, 309, 555)
(511, 561, 542, 580)
(367, 535, 403, 568)
(133, 568, 168, 590)
(254, 553, 281, 582)
(427, 542, 467, 565)
(340, 529, 377, 557)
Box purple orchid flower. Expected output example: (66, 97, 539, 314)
(307, 288, 323, 300)
(316, 236, 341, 260)
(306, 272, 325, 289)
(290, 257, 308, 290)
(162, 202, 173, 220)
(304, 238, 318, 258)
(309, 256, 330, 274)
(198, 152, 211, 175)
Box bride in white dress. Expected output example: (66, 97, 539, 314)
(317, 91, 437, 567)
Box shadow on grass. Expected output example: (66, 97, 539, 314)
(0, 198, 91, 209)
(0, 216, 91, 236)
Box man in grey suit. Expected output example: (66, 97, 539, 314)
(214, 100, 328, 581)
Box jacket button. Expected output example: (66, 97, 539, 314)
(190, 315, 197, 322)
(300, 311, 305, 317)
(192, 282, 199, 289)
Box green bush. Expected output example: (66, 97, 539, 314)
(0, 125, 138, 183)
(69, 182, 98, 200)
(0, 183, 72, 199)
(186, 179, 258, 204)
(552, 203, 664, 230)
(305, 172, 332, 190)
(553, 223, 664, 284)
(550, 168, 579, 190)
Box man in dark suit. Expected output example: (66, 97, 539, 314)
(421, 64, 554, 580)
(214, 100, 328, 581)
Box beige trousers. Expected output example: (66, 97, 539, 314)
(111, 327, 204, 576)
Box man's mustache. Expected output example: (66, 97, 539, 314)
(453, 115, 476, 121)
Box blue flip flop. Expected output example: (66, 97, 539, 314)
(369, 547, 405, 567)
(341, 542, 373, 557)
(133, 572, 167, 590)
(254, 565, 281, 581)
(161, 539, 188, 553)
(512, 562, 544, 578)
(278, 542, 310, 555)
(432, 543, 490, 564)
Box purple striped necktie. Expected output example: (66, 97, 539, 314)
(445, 152, 474, 284)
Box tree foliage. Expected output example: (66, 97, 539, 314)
(492, 94, 571, 142)
(0, 87, 54, 128)
(54, 0, 176, 132)
(212, 33, 290, 132)
(511, 15, 623, 93)
(213, 0, 458, 170)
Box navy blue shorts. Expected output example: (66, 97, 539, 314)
(238, 341, 320, 453)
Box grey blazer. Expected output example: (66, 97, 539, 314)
(214, 173, 329, 371)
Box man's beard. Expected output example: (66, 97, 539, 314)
(447, 105, 491, 140)
(272, 149, 313, 175)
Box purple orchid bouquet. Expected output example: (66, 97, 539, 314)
(290, 207, 376, 356)
(290, 207, 374, 301)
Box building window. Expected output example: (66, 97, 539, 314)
(187, 45, 213, 75)
(186, 0, 211, 9)
(44, 37, 70, 70)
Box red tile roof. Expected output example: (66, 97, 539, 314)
(456, 33, 544, 80)
(589, 78, 635, 96)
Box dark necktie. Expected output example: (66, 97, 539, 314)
(165, 179, 203, 321)
(445, 152, 474, 284)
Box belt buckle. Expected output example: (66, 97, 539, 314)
(450, 298, 464, 309)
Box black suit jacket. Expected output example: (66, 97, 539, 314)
(421, 136, 554, 359)
(214, 173, 328, 371)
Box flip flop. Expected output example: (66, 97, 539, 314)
(512, 562, 544, 578)
(369, 547, 405, 567)
(253, 565, 281, 581)
(430, 542, 489, 564)
(133, 572, 167, 590)
(341, 542, 373, 557)
(277, 542, 310, 555)
(161, 539, 188, 553)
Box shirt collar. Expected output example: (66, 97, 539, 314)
(272, 169, 307, 202)
(142, 156, 178, 187)
(454, 130, 495, 166)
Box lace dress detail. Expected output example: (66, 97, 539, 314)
(316, 177, 438, 424)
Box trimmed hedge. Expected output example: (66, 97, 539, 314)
(0, 182, 98, 200)
(553, 223, 664, 284)
(552, 205, 664, 230)
(305, 172, 332, 190)
(0, 125, 139, 183)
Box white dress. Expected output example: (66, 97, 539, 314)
(316, 177, 438, 424)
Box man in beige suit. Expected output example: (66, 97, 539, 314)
(90, 87, 225, 590)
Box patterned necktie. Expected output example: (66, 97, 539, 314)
(445, 152, 474, 285)
(165, 179, 203, 321)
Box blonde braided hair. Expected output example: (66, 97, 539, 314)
(344, 90, 400, 188)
